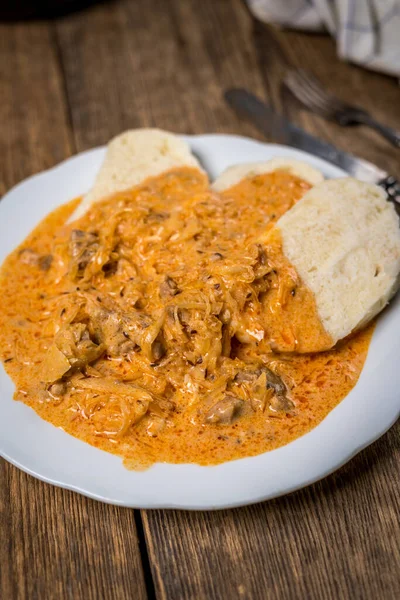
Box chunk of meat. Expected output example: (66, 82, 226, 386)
(87, 306, 138, 356)
(55, 324, 104, 368)
(39, 254, 53, 271)
(83, 297, 156, 358)
(19, 249, 53, 271)
(19, 248, 40, 266)
(251, 275, 270, 297)
(270, 394, 294, 412)
(145, 211, 170, 223)
(205, 395, 244, 424)
(159, 276, 180, 298)
(48, 381, 67, 398)
(102, 260, 118, 277)
(235, 366, 294, 412)
(264, 367, 287, 398)
(151, 338, 166, 362)
(235, 369, 269, 412)
(69, 229, 99, 278)
(251, 243, 272, 279)
(265, 366, 294, 411)
(234, 369, 262, 384)
(41, 323, 104, 383)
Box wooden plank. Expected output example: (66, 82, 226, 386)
(143, 421, 400, 599)
(54, 0, 267, 148)
(21, 0, 400, 598)
(0, 21, 73, 195)
(0, 20, 147, 600)
(2, 468, 149, 600)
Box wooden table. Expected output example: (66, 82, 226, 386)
(1, 1, 400, 598)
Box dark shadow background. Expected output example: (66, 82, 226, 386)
(0, 0, 107, 20)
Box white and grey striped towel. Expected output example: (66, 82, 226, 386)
(247, 0, 400, 77)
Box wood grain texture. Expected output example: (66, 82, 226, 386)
(0, 18, 147, 600)
(54, 0, 268, 148)
(1, 468, 148, 600)
(0, 21, 73, 196)
(143, 422, 400, 600)
(1, 0, 400, 598)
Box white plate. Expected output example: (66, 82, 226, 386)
(0, 135, 399, 510)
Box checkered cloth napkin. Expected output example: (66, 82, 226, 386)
(247, 0, 400, 77)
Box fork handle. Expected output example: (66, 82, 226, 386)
(356, 114, 400, 148)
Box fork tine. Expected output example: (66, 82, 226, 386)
(290, 69, 346, 112)
(285, 71, 334, 117)
(290, 88, 332, 116)
(283, 68, 400, 145)
(296, 69, 346, 111)
(290, 71, 336, 111)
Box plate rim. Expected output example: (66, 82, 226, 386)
(0, 133, 399, 510)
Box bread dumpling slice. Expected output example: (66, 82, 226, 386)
(258, 177, 400, 352)
(212, 157, 324, 191)
(70, 128, 204, 221)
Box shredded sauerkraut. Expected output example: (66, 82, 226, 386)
(0, 167, 373, 468)
(36, 168, 313, 434)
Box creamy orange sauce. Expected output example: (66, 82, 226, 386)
(0, 168, 373, 468)
(253, 227, 334, 353)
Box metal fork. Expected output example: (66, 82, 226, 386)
(283, 69, 400, 148)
